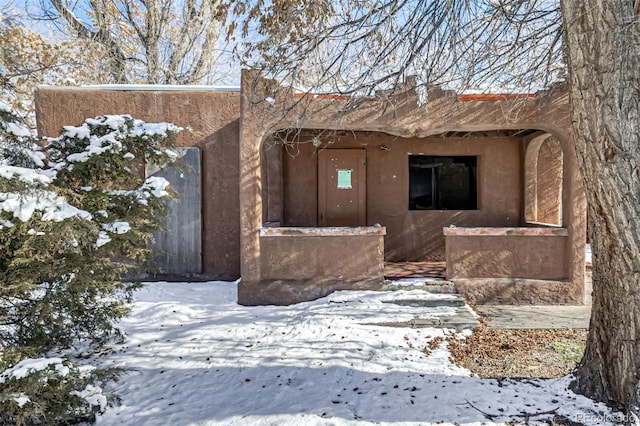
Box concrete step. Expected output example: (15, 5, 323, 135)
(382, 279, 457, 294)
(382, 295, 466, 308)
(373, 279, 479, 329)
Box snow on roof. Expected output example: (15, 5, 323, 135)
(37, 84, 240, 92)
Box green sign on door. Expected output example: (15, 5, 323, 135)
(337, 169, 352, 189)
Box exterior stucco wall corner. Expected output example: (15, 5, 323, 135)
(35, 85, 243, 281)
(239, 70, 267, 287)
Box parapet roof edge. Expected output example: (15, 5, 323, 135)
(37, 84, 241, 92)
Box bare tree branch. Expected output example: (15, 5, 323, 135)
(36, 0, 228, 84)
(49, 0, 127, 82)
(234, 0, 563, 96)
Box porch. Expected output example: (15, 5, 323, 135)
(237, 71, 586, 306)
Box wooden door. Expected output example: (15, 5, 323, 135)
(318, 149, 366, 226)
(146, 147, 202, 274)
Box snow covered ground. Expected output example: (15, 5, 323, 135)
(93, 280, 618, 426)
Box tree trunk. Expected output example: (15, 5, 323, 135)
(562, 0, 640, 413)
(144, 0, 162, 84)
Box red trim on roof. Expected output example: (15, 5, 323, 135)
(457, 93, 536, 101)
(292, 92, 536, 101)
(295, 93, 347, 99)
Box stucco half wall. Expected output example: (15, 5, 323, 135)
(238, 226, 387, 305)
(238, 70, 587, 305)
(35, 86, 242, 281)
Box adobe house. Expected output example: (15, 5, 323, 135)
(35, 70, 586, 306)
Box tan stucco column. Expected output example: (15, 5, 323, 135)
(561, 130, 587, 303)
(238, 70, 265, 285)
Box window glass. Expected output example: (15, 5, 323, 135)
(409, 155, 477, 210)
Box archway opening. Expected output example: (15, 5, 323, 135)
(524, 136, 564, 226)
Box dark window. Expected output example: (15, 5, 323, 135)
(409, 155, 477, 210)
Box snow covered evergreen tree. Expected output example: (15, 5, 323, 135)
(0, 97, 180, 423)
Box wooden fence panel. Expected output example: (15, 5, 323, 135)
(147, 147, 202, 275)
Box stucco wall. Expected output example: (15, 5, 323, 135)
(240, 226, 386, 305)
(35, 88, 241, 280)
(444, 228, 568, 279)
(280, 132, 522, 261)
(260, 227, 385, 281)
